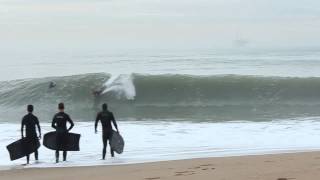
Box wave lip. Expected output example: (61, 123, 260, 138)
(1, 73, 320, 122)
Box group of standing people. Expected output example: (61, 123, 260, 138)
(21, 102, 119, 164)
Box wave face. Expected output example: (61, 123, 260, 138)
(1, 73, 320, 122)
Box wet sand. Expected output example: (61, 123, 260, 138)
(1, 152, 320, 180)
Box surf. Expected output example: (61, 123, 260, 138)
(1, 73, 320, 122)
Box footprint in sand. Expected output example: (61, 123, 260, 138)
(200, 164, 214, 167)
(174, 170, 196, 176)
(175, 164, 216, 177)
(190, 164, 215, 170)
(176, 171, 192, 173)
(199, 164, 216, 171)
(145, 177, 161, 180)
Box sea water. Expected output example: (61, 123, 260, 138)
(1, 49, 320, 168)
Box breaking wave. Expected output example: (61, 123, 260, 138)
(1, 73, 320, 122)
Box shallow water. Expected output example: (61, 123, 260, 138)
(1, 118, 320, 168)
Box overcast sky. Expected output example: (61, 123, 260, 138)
(1, 0, 320, 52)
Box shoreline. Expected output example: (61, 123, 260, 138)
(2, 151, 320, 180)
(19, 149, 320, 167)
(2, 148, 320, 170)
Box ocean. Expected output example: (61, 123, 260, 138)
(1, 49, 320, 168)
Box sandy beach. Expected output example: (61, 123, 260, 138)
(1, 151, 320, 180)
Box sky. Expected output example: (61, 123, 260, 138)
(1, 0, 320, 52)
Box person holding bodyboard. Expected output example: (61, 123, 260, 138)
(7, 105, 41, 164)
(21, 105, 41, 164)
(95, 103, 122, 159)
(51, 103, 74, 163)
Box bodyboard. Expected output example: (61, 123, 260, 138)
(43, 131, 80, 151)
(110, 130, 124, 154)
(7, 137, 40, 161)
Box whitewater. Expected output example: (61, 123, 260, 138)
(1, 49, 320, 168)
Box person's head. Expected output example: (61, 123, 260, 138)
(27, 105, 34, 113)
(58, 103, 65, 112)
(102, 103, 108, 111)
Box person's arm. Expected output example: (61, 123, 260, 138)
(111, 112, 119, 133)
(51, 116, 57, 129)
(21, 118, 25, 139)
(95, 113, 100, 133)
(36, 117, 41, 139)
(67, 115, 74, 132)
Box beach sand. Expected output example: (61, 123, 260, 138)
(1, 152, 320, 180)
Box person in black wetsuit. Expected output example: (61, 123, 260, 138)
(21, 105, 41, 164)
(95, 103, 119, 159)
(49, 81, 56, 89)
(51, 103, 74, 163)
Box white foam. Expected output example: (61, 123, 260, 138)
(102, 74, 136, 100)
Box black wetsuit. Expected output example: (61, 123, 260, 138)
(51, 112, 74, 162)
(21, 113, 41, 164)
(95, 110, 118, 159)
(49, 82, 56, 89)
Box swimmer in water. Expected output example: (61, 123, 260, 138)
(92, 86, 107, 97)
(49, 82, 56, 89)
(93, 90, 102, 97)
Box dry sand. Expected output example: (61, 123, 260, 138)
(1, 152, 320, 180)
